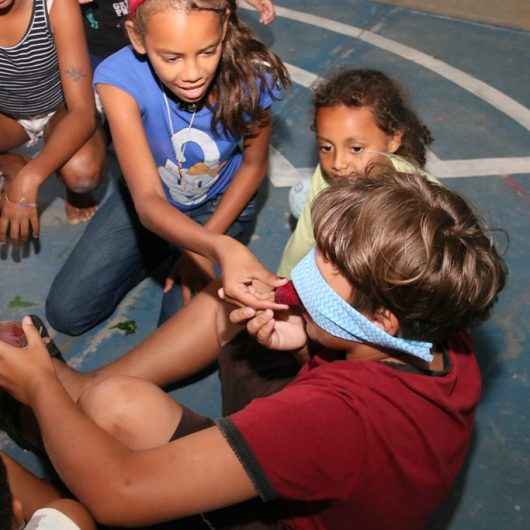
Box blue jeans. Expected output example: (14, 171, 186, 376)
(46, 182, 257, 335)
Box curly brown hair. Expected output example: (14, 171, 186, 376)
(311, 165, 507, 344)
(130, 0, 290, 137)
(313, 69, 433, 167)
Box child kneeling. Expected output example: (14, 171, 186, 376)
(0, 165, 506, 530)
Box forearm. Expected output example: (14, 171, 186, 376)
(24, 107, 96, 185)
(136, 194, 221, 263)
(204, 161, 266, 234)
(30, 376, 134, 521)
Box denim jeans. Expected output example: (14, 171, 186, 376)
(46, 182, 257, 335)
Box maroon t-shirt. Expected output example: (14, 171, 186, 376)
(217, 332, 480, 530)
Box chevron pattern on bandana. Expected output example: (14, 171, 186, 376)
(291, 248, 433, 362)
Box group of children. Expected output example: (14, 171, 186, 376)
(0, 1, 509, 530)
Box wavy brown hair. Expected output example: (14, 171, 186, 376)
(130, 0, 290, 137)
(313, 69, 433, 167)
(311, 165, 507, 343)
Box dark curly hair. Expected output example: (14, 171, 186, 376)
(130, 0, 290, 137)
(312, 165, 507, 344)
(313, 69, 433, 167)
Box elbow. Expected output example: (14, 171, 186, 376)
(135, 204, 155, 232)
(84, 478, 138, 527)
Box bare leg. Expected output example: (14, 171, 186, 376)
(1, 451, 60, 517)
(1, 452, 96, 530)
(44, 108, 106, 224)
(55, 280, 243, 402)
(0, 113, 29, 152)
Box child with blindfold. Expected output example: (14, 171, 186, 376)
(0, 166, 506, 530)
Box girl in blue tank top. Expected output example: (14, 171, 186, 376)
(46, 0, 290, 335)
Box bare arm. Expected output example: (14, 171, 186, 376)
(98, 83, 287, 308)
(180, 115, 272, 286)
(0, 323, 256, 527)
(57, 281, 244, 400)
(18, 0, 96, 188)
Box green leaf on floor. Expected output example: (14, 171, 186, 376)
(8, 295, 37, 309)
(110, 320, 137, 335)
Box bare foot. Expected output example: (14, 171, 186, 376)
(65, 189, 97, 224)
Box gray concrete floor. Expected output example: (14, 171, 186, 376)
(1, 2, 529, 529)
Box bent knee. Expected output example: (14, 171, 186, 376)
(78, 376, 142, 436)
(45, 295, 90, 336)
(60, 157, 104, 194)
(78, 376, 182, 449)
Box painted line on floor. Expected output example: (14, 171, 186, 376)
(273, 5, 530, 132)
(270, 8, 530, 182)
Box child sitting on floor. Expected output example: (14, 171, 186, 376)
(0, 166, 507, 530)
(0, 451, 95, 530)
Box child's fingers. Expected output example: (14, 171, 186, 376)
(29, 209, 39, 239)
(9, 217, 20, 242)
(20, 316, 44, 347)
(246, 309, 274, 336)
(0, 216, 8, 242)
(229, 306, 256, 324)
(255, 318, 275, 346)
(19, 216, 30, 242)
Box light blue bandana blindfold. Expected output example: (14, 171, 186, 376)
(291, 248, 433, 362)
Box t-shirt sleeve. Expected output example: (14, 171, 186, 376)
(216, 380, 366, 503)
(93, 47, 145, 111)
(277, 165, 328, 277)
(25, 508, 80, 530)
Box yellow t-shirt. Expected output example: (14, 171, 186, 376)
(277, 156, 439, 277)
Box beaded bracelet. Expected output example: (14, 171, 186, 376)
(2, 191, 37, 209)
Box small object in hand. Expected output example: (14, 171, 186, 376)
(0, 320, 27, 347)
(274, 281, 303, 309)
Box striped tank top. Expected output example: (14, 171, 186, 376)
(0, 0, 64, 119)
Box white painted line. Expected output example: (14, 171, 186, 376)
(273, 6, 530, 133)
(427, 157, 530, 178)
(285, 63, 320, 88)
(268, 145, 303, 187)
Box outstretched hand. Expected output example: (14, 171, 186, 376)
(214, 235, 288, 310)
(0, 316, 56, 406)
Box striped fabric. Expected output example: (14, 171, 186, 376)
(0, 0, 64, 119)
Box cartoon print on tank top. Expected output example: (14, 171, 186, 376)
(159, 127, 227, 206)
